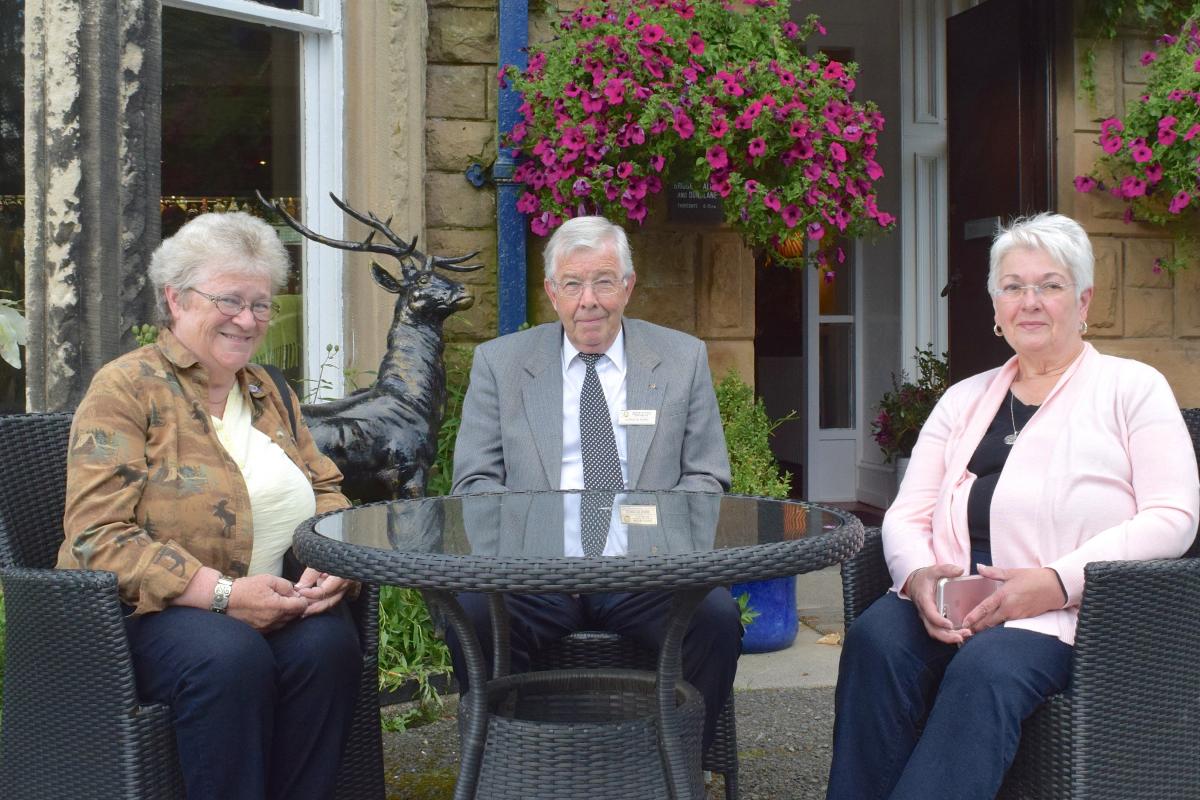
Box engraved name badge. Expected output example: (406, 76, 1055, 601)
(619, 504, 659, 526)
(619, 409, 657, 426)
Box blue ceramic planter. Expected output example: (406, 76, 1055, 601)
(732, 574, 798, 653)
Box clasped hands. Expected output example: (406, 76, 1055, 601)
(227, 567, 350, 633)
(904, 563, 1068, 645)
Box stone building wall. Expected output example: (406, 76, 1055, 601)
(1058, 17, 1200, 406)
(423, 0, 758, 383)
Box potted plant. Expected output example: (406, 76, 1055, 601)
(502, 0, 895, 268)
(870, 347, 949, 477)
(1074, 13, 1200, 271)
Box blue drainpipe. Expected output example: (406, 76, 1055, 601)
(494, 0, 529, 335)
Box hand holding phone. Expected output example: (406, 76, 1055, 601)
(936, 575, 1002, 629)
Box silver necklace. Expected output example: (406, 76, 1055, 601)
(1004, 391, 1020, 446)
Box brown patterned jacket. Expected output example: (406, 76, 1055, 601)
(58, 328, 349, 614)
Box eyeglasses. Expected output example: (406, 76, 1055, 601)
(992, 281, 1073, 302)
(552, 277, 626, 298)
(189, 289, 279, 322)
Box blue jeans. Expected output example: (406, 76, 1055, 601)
(827, 592, 1072, 800)
(124, 603, 361, 800)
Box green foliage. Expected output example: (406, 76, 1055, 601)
(376, 586, 453, 732)
(1078, 1, 1196, 102)
(714, 370, 793, 499)
(131, 323, 159, 347)
(734, 590, 760, 629)
(870, 346, 948, 463)
(424, 351, 471, 498)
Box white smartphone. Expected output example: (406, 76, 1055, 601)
(935, 575, 1002, 629)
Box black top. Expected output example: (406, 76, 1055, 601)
(966, 391, 1039, 560)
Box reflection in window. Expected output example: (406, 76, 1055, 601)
(161, 7, 304, 381)
(0, 0, 24, 412)
(819, 322, 853, 429)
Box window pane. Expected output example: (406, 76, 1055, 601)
(161, 7, 304, 382)
(818, 239, 852, 316)
(0, 0, 24, 412)
(819, 322, 853, 429)
(251, 0, 312, 11)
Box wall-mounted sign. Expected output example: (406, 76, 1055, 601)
(667, 182, 724, 224)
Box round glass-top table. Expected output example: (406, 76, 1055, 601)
(295, 491, 864, 800)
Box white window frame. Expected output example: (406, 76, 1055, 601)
(162, 0, 345, 396)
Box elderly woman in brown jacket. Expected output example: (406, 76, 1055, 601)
(58, 212, 359, 800)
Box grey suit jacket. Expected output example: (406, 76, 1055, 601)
(451, 319, 731, 495)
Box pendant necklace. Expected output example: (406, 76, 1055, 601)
(1004, 391, 1021, 446)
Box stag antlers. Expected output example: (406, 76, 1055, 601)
(255, 190, 482, 275)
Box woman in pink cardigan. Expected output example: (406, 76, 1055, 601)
(826, 213, 1199, 800)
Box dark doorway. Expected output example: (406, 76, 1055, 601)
(755, 255, 805, 497)
(946, 0, 1056, 382)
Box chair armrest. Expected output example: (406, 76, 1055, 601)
(841, 526, 890, 631)
(1067, 558, 1200, 797)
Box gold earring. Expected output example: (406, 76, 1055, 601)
(993, 324, 1003, 337)
(1079, 320, 1088, 334)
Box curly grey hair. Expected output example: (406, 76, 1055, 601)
(148, 211, 290, 327)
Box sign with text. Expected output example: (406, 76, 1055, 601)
(667, 182, 724, 224)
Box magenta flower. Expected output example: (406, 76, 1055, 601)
(747, 138, 767, 158)
(710, 175, 732, 197)
(649, 154, 666, 172)
(706, 145, 729, 170)
(516, 193, 541, 214)
(1145, 163, 1163, 184)
(624, 12, 641, 30)
(572, 178, 592, 197)
(603, 79, 626, 105)
(642, 24, 665, 44)
(1139, 51, 1156, 66)
(807, 221, 825, 241)
(672, 110, 695, 139)
(763, 192, 781, 212)
(1100, 118, 1124, 135)
(1185, 124, 1200, 141)
(1158, 127, 1177, 147)
(1169, 191, 1191, 214)
(1073, 175, 1097, 193)
(1129, 140, 1153, 163)
(866, 160, 884, 180)
(709, 116, 729, 138)
(1195, 57, 1200, 72)
(829, 141, 848, 163)
(687, 32, 705, 56)
(1119, 176, 1147, 197)
(781, 20, 800, 39)
(781, 204, 803, 228)
(1101, 133, 1123, 154)
(744, 179, 761, 195)
(804, 162, 823, 181)
(823, 61, 845, 80)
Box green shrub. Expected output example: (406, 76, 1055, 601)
(714, 370, 794, 499)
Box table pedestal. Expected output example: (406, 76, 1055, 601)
(464, 669, 704, 800)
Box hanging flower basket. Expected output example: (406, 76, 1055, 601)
(501, 0, 896, 265)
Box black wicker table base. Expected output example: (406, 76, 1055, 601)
(462, 669, 704, 800)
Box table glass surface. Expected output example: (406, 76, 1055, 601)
(311, 491, 851, 559)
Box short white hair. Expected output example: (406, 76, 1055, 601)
(989, 213, 1094, 300)
(148, 212, 290, 326)
(542, 216, 635, 281)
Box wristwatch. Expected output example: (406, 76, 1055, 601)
(211, 575, 234, 614)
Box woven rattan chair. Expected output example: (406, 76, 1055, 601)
(839, 407, 1200, 800)
(531, 630, 739, 800)
(0, 412, 384, 799)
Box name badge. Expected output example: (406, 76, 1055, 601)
(619, 504, 659, 526)
(619, 409, 657, 426)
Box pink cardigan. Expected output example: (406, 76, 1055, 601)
(883, 343, 1199, 645)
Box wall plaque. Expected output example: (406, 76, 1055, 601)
(667, 182, 724, 224)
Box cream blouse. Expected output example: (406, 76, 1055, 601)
(212, 385, 317, 576)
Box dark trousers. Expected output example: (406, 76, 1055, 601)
(124, 603, 362, 800)
(445, 588, 743, 751)
(827, 592, 1072, 800)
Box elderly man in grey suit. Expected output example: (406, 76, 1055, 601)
(449, 215, 740, 752)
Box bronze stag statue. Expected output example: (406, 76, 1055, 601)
(258, 192, 481, 502)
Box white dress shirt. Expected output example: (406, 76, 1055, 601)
(560, 328, 629, 556)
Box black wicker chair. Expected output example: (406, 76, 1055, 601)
(839, 407, 1200, 800)
(0, 413, 384, 799)
(531, 630, 739, 800)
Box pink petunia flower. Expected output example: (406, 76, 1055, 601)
(642, 24, 665, 44)
(687, 32, 705, 56)
(763, 192, 781, 212)
(709, 116, 729, 138)
(1158, 127, 1177, 147)
(1169, 191, 1191, 214)
(649, 154, 666, 172)
(1119, 176, 1147, 197)
(780, 204, 803, 228)
(672, 110, 695, 139)
(1185, 124, 1200, 141)
(807, 221, 825, 240)
(781, 20, 800, 39)
(1130, 141, 1153, 163)
(744, 179, 761, 195)
(516, 192, 540, 214)
(748, 138, 767, 157)
(829, 142, 848, 163)
(706, 145, 729, 170)
(1100, 118, 1124, 135)
(1073, 175, 1097, 193)
(1145, 163, 1163, 184)
(1139, 51, 1156, 66)
(1101, 133, 1123, 154)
